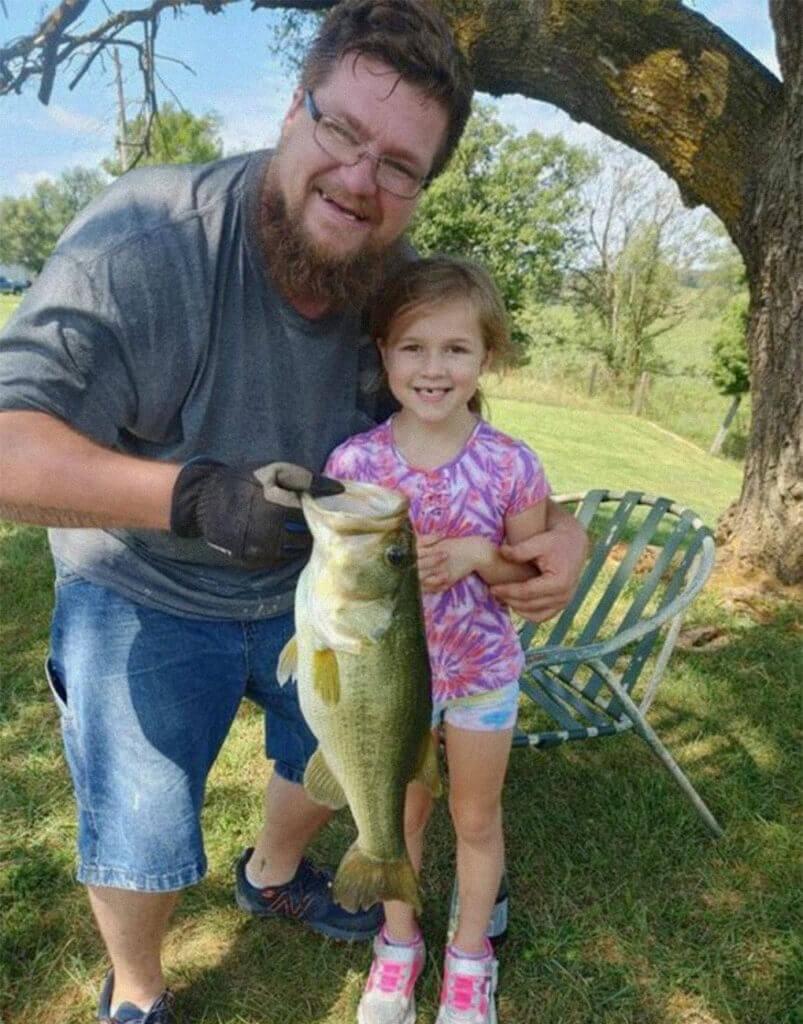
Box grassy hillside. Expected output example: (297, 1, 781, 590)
(504, 288, 751, 459)
(488, 397, 741, 528)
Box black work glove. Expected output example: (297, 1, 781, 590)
(170, 459, 344, 567)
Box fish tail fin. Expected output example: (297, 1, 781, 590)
(333, 843, 421, 916)
(413, 732, 442, 798)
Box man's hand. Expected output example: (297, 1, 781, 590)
(171, 459, 343, 567)
(491, 505, 588, 622)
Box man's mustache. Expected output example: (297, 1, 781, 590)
(313, 177, 379, 225)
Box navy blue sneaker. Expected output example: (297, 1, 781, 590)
(235, 846, 383, 941)
(97, 971, 175, 1024)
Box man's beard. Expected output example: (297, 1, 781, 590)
(260, 176, 393, 313)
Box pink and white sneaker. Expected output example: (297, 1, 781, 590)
(435, 941, 498, 1024)
(357, 926, 426, 1024)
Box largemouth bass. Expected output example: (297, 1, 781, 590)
(277, 480, 439, 914)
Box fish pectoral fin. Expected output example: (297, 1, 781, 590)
(413, 732, 442, 798)
(276, 636, 298, 685)
(303, 748, 347, 809)
(362, 601, 394, 642)
(312, 649, 340, 704)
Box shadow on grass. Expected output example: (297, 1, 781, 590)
(1, 523, 799, 1022)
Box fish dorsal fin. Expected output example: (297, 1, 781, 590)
(313, 649, 340, 704)
(303, 748, 347, 809)
(276, 636, 298, 685)
(413, 732, 442, 798)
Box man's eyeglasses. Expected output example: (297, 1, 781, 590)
(304, 90, 430, 200)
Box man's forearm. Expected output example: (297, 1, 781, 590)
(0, 410, 179, 530)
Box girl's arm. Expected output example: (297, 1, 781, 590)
(416, 499, 548, 591)
(491, 498, 589, 622)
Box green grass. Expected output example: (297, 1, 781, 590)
(487, 397, 741, 529)
(0, 293, 20, 328)
(2, 404, 799, 1024)
(506, 289, 751, 459)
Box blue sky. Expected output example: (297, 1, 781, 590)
(0, 1, 779, 198)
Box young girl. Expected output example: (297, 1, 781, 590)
(325, 257, 550, 1024)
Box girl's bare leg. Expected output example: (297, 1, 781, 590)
(445, 723, 513, 954)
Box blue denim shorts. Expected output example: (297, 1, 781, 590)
(46, 563, 316, 892)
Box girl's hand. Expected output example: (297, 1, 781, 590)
(416, 535, 492, 593)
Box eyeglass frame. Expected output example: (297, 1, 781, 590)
(303, 90, 431, 199)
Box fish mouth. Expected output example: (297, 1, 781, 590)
(302, 481, 409, 533)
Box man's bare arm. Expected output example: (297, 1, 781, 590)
(0, 410, 179, 529)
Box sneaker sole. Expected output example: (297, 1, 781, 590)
(357, 997, 417, 1024)
(235, 887, 378, 942)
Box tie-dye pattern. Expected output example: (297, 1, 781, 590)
(325, 417, 550, 703)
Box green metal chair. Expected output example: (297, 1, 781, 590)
(514, 488, 722, 838)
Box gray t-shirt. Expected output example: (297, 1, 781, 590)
(0, 150, 393, 619)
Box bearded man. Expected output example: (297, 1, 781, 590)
(0, 2, 586, 1021)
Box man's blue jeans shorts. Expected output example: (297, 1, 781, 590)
(45, 563, 316, 893)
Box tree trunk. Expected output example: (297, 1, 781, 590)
(715, 2, 803, 581)
(439, 0, 799, 581)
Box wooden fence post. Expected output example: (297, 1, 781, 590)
(709, 394, 742, 455)
(632, 371, 649, 416)
(588, 362, 598, 396)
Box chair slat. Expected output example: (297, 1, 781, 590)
(540, 490, 643, 651)
(579, 511, 695, 703)
(529, 667, 612, 729)
(518, 489, 609, 652)
(604, 531, 705, 718)
(519, 675, 580, 731)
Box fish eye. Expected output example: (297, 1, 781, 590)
(385, 543, 409, 568)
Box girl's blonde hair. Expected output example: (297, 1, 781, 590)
(369, 256, 513, 414)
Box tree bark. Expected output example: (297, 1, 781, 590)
(441, 0, 799, 582)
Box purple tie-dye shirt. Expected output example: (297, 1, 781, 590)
(325, 417, 551, 704)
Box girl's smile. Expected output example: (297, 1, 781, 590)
(380, 299, 490, 430)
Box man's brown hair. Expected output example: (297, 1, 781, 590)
(300, 0, 473, 180)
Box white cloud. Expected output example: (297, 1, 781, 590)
(47, 104, 104, 137)
(13, 169, 55, 193)
(489, 93, 610, 150)
(215, 88, 294, 155)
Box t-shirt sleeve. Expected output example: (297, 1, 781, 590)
(0, 252, 138, 448)
(325, 436, 373, 481)
(506, 440, 551, 516)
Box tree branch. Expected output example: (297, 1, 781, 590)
(0, 0, 783, 256)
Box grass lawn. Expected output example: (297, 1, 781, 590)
(488, 397, 742, 529)
(2, 397, 800, 1024)
(0, 293, 20, 328)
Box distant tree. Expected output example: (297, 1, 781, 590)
(0, 167, 106, 274)
(569, 146, 696, 388)
(698, 214, 747, 317)
(103, 102, 223, 177)
(409, 103, 594, 358)
(709, 292, 750, 455)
